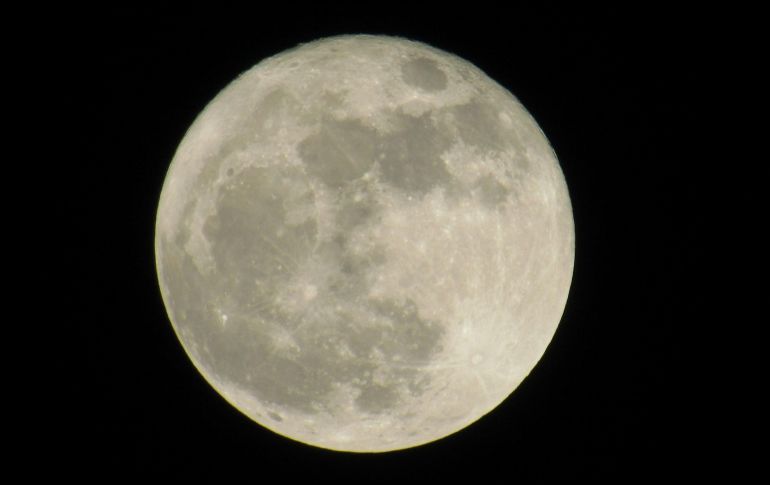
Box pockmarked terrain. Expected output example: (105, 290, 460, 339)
(155, 35, 574, 452)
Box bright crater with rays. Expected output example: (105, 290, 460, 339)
(155, 35, 574, 452)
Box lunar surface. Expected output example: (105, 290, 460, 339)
(155, 35, 574, 452)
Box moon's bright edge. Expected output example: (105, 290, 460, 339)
(155, 35, 574, 452)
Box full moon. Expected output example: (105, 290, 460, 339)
(155, 35, 574, 452)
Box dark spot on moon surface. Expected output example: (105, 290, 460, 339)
(401, 57, 448, 92)
(331, 298, 444, 368)
(167, 136, 451, 418)
(218, 291, 445, 415)
(452, 101, 512, 153)
(298, 118, 378, 188)
(298, 111, 453, 196)
(356, 383, 399, 414)
(337, 199, 375, 230)
(344, 297, 445, 414)
(197, 218, 396, 423)
(320, 90, 346, 111)
(156, 252, 334, 415)
(226, 168, 234, 177)
(315, 234, 385, 302)
(377, 113, 454, 195)
(335, 180, 382, 231)
(406, 374, 433, 397)
(474, 174, 511, 208)
(289, 97, 529, 202)
(202, 165, 317, 311)
(156, 237, 214, 360)
(268, 411, 283, 422)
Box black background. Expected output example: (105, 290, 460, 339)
(60, 3, 726, 480)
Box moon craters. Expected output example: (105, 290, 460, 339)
(401, 57, 448, 92)
(155, 35, 574, 452)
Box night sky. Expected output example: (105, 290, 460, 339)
(57, 4, 731, 480)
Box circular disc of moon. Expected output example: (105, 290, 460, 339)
(155, 35, 574, 452)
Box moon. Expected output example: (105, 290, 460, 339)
(155, 35, 574, 452)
